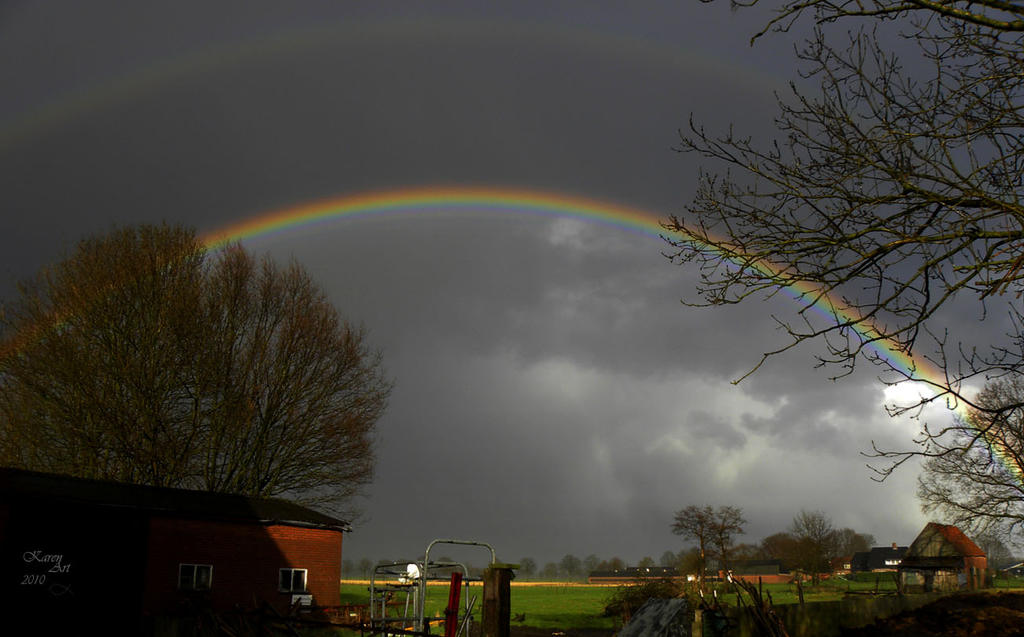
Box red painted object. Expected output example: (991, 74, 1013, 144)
(444, 571, 463, 637)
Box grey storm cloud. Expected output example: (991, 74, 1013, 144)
(0, 1, 941, 565)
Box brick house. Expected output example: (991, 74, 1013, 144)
(898, 522, 987, 592)
(0, 467, 348, 633)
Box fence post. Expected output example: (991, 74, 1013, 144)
(444, 571, 464, 637)
(483, 563, 515, 637)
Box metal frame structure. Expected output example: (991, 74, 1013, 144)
(369, 539, 496, 636)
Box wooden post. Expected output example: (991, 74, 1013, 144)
(483, 564, 514, 637)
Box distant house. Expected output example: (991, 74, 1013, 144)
(850, 543, 908, 572)
(0, 467, 348, 634)
(587, 566, 680, 584)
(831, 555, 852, 574)
(898, 522, 987, 592)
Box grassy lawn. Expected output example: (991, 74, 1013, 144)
(506, 584, 616, 629)
(754, 574, 901, 605)
(331, 576, 1024, 635)
(340, 582, 618, 630)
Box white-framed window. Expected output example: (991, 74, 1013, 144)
(179, 564, 213, 591)
(279, 568, 307, 593)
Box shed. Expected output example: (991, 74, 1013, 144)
(897, 522, 987, 592)
(0, 467, 348, 633)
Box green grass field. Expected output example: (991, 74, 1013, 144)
(340, 582, 618, 630)
(334, 576, 1024, 634)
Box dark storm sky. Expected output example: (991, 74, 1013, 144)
(0, 1, 942, 566)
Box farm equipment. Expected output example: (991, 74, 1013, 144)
(368, 538, 499, 637)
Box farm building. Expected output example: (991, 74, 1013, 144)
(722, 559, 790, 584)
(850, 543, 908, 572)
(0, 467, 348, 634)
(898, 522, 987, 592)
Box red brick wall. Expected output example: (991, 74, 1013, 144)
(265, 524, 342, 607)
(142, 517, 341, 614)
(964, 556, 987, 589)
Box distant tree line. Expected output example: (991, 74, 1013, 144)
(671, 505, 877, 586)
(341, 501, 1019, 581)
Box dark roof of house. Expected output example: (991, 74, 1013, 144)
(0, 467, 349, 531)
(850, 546, 909, 571)
(869, 546, 907, 569)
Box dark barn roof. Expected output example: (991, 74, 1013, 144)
(0, 467, 349, 531)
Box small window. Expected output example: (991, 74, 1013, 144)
(279, 568, 307, 592)
(179, 564, 213, 591)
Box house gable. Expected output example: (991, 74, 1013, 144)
(898, 522, 987, 592)
(902, 522, 984, 567)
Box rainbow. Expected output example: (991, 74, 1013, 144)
(0, 19, 781, 152)
(202, 185, 940, 382)
(204, 185, 1024, 483)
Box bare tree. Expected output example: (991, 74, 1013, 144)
(789, 510, 838, 583)
(759, 531, 799, 564)
(834, 528, 876, 557)
(974, 531, 1014, 568)
(711, 505, 747, 572)
(667, 0, 1024, 479)
(559, 554, 583, 580)
(0, 224, 391, 516)
(918, 377, 1024, 537)
(658, 550, 678, 567)
(518, 557, 537, 578)
(541, 562, 559, 580)
(672, 504, 716, 586)
(672, 504, 745, 584)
